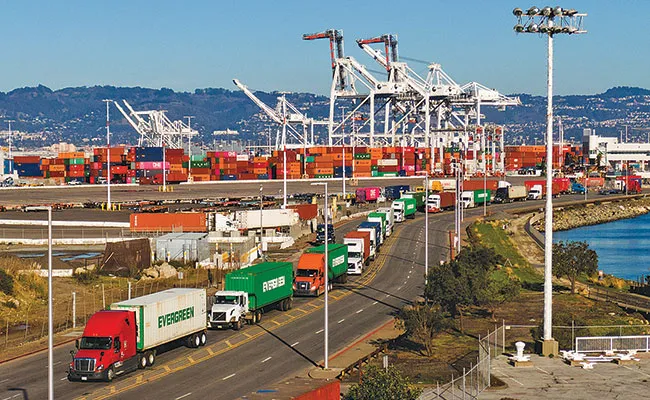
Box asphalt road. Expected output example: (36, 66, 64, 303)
(0, 191, 632, 399)
(0, 175, 553, 207)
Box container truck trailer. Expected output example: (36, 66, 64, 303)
(355, 222, 378, 260)
(493, 185, 527, 203)
(294, 244, 348, 296)
(344, 230, 370, 274)
(358, 220, 382, 250)
(355, 187, 382, 203)
(427, 192, 456, 212)
(384, 184, 410, 200)
(392, 197, 416, 221)
(375, 207, 394, 236)
(402, 191, 425, 211)
(209, 262, 293, 329)
(460, 189, 491, 208)
(367, 212, 387, 241)
(68, 288, 207, 382)
(525, 180, 561, 199)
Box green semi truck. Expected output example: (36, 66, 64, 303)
(392, 197, 417, 222)
(294, 244, 348, 296)
(209, 262, 294, 330)
(402, 191, 426, 211)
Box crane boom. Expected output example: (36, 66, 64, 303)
(233, 79, 283, 125)
(303, 29, 347, 91)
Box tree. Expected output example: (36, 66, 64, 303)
(343, 365, 421, 400)
(477, 275, 521, 319)
(552, 241, 598, 294)
(397, 305, 449, 357)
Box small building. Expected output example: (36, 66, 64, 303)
(155, 232, 210, 263)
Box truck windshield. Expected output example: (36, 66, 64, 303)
(215, 295, 238, 305)
(348, 251, 361, 259)
(79, 337, 112, 350)
(296, 269, 319, 277)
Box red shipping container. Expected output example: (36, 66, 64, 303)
(111, 165, 128, 174)
(462, 179, 499, 192)
(287, 204, 318, 220)
(130, 212, 206, 232)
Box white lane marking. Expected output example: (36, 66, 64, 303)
(385, 294, 390, 298)
(60, 377, 68, 381)
(175, 393, 192, 400)
(338, 319, 345, 324)
(356, 309, 363, 314)
(623, 365, 650, 377)
(0, 379, 7, 383)
(315, 329, 324, 334)
(291, 342, 299, 347)
(536, 367, 550, 374)
(398, 286, 402, 290)
(222, 373, 236, 380)
(372, 301, 378, 305)
(261, 356, 272, 363)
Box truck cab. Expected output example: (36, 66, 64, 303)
(209, 290, 248, 330)
(392, 200, 406, 222)
(493, 187, 508, 204)
(315, 223, 335, 244)
(68, 310, 138, 382)
(294, 253, 326, 296)
(528, 185, 543, 200)
(345, 240, 364, 275)
(571, 181, 586, 194)
(460, 191, 475, 208)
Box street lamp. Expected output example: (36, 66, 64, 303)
(311, 182, 329, 369)
(33, 206, 53, 399)
(416, 171, 429, 287)
(340, 106, 347, 202)
(259, 184, 264, 259)
(102, 100, 112, 210)
(513, 5, 586, 355)
(5, 120, 15, 174)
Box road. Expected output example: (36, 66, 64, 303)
(0, 191, 633, 399)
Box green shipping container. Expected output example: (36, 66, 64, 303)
(393, 197, 417, 217)
(379, 172, 398, 177)
(306, 156, 315, 163)
(314, 174, 333, 178)
(65, 158, 85, 165)
(354, 153, 371, 160)
(190, 154, 206, 162)
(305, 244, 348, 281)
(224, 262, 293, 311)
(402, 191, 425, 209)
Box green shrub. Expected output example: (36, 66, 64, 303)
(0, 269, 14, 295)
(75, 271, 98, 284)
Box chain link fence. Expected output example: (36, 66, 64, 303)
(0, 270, 219, 359)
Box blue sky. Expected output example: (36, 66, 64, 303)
(1, 0, 648, 96)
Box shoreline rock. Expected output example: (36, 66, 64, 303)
(534, 197, 650, 232)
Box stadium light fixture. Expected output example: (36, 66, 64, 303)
(513, 5, 587, 356)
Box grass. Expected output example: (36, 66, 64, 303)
(470, 221, 543, 287)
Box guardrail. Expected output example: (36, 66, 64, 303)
(338, 343, 388, 380)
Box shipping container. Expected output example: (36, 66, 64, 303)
(130, 212, 207, 232)
(223, 262, 293, 311)
(110, 288, 206, 351)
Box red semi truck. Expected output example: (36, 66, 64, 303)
(525, 180, 561, 199)
(427, 192, 456, 213)
(68, 288, 207, 382)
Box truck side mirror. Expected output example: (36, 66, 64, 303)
(75, 339, 79, 349)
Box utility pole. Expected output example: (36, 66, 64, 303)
(185, 116, 194, 181)
(102, 100, 112, 210)
(340, 106, 347, 201)
(5, 120, 15, 174)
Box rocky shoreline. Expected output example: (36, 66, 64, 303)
(534, 197, 650, 232)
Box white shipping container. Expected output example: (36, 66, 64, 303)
(377, 159, 399, 166)
(110, 288, 206, 351)
(233, 209, 299, 229)
(236, 154, 250, 162)
(434, 179, 456, 191)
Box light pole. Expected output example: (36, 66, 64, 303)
(102, 100, 112, 210)
(34, 206, 53, 399)
(311, 182, 329, 369)
(282, 96, 288, 209)
(416, 171, 429, 287)
(185, 116, 194, 181)
(260, 185, 264, 258)
(513, 5, 586, 354)
(5, 120, 15, 174)
(340, 106, 347, 201)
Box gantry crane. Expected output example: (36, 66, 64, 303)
(112, 100, 198, 149)
(232, 79, 316, 150)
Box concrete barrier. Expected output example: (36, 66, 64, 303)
(0, 237, 136, 245)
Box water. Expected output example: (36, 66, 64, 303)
(553, 213, 650, 280)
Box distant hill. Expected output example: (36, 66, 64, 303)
(1, 84, 649, 148)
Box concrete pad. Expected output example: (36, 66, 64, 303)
(482, 354, 650, 399)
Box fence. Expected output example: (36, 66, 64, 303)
(575, 335, 650, 354)
(0, 270, 216, 360)
(419, 324, 505, 400)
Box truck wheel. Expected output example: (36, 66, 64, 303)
(146, 351, 156, 367)
(199, 332, 207, 346)
(256, 310, 263, 323)
(104, 366, 115, 382)
(138, 353, 147, 369)
(192, 334, 201, 348)
(278, 299, 286, 311)
(233, 319, 242, 330)
(341, 274, 348, 283)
